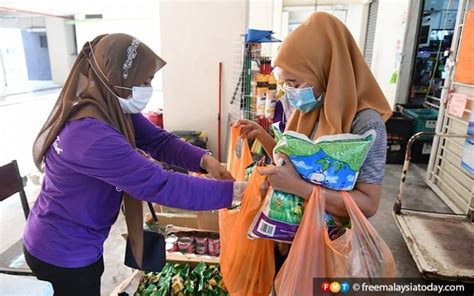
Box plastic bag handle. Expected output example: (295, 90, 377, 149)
(308, 187, 366, 253)
(228, 125, 251, 161)
(318, 189, 381, 255)
(340, 191, 376, 232)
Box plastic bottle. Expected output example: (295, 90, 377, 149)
(265, 76, 277, 119)
(256, 74, 268, 117)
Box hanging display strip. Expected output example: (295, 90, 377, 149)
(426, 0, 474, 215)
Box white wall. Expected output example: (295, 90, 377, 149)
(159, 0, 248, 159)
(248, 0, 284, 59)
(54, 2, 164, 108)
(0, 29, 29, 96)
(0, 53, 5, 97)
(345, 4, 365, 50)
(40, 1, 162, 87)
(74, 1, 162, 89)
(249, 0, 274, 29)
(74, 2, 160, 57)
(281, 4, 366, 49)
(370, 0, 410, 108)
(45, 17, 76, 84)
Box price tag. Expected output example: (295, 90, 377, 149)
(448, 93, 468, 118)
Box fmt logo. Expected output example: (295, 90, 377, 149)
(330, 281, 341, 293)
(321, 281, 351, 294)
(321, 281, 331, 292)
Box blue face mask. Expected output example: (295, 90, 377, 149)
(285, 86, 324, 113)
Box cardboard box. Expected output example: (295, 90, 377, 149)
(145, 213, 199, 229)
(165, 252, 219, 265)
(145, 211, 219, 233)
(110, 270, 142, 296)
(196, 211, 219, 232)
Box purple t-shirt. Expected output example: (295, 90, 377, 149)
(23, 114, 233, 268)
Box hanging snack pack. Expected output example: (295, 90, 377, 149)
(248, 124, 375, 243)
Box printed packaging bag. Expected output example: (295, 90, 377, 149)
(248, 124, 374, 243)
(248, 188, 303, 243)
(273, 124, 376, 191)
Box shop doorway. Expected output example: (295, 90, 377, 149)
(396, 0, 460, 109)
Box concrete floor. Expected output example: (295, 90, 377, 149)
(1, 163, 455, 294)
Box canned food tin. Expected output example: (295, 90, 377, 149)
(178, 236, 195, 254)
(195, 237, 208, 255)
(208, 238, 220, 257)
(165, 235, 178, 252)
(165, 243, 175, 252)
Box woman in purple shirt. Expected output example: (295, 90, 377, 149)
(23, 34, 242, 295)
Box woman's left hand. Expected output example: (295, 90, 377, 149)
(201, 154, 235, 180)
(259, 153, 313, 199)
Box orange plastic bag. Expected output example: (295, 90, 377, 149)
(219, 126, 275, 296)
(275, 186, 396, 295)
(226, 126, 253, 182)
(219, 126, 253, 254)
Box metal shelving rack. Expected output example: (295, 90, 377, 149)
(228, 37, 263, 125)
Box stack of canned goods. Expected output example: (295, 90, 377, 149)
(165, 233, 220, 257)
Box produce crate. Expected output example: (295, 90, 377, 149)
(385, 112, 415, 164)
(145, 210, 219, 233)
(402, 108, 439, 133)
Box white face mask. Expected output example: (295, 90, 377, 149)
(114, 86, 153, 113)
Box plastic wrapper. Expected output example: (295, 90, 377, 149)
(248, 189, 303, 243)
(134, 262, 227, 296)
(273, 123, 376, 191)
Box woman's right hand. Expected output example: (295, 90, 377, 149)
(234, 119, 265, 140)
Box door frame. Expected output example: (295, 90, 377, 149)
(395, 0, 424, 106)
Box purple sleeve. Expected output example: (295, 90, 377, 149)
(131, 114, 207, 172)
(274, 100, 286, 132)
(66, 125, 233, 211)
